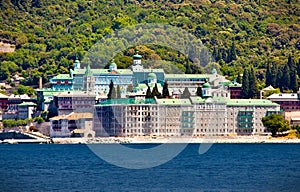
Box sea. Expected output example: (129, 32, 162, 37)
(0, 143, 299, 192)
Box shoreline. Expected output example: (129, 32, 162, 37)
(50, 136, 300, 144)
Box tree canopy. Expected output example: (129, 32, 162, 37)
(0, 0, 299, 89)
(262, 114, 290, 136)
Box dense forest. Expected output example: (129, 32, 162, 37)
(0, 0, 300, 91)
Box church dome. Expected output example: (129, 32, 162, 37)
(202, 82, 211, 88)
(148, 72, 157, 79)
(133, 51, 142, 59)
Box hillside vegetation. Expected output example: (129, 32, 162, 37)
(0, 0, 300, 88)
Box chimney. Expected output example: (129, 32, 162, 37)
(38, 77, 42, 89)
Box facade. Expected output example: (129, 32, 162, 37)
(53, 91, 96, 115)
(50, 112, 94, 138)
(0, 93, 9, 111)
(267, 90, 300, 112)
(93, 94, 280, 137)
(48, 53, 230, 99)
(17, 102, 36, 120)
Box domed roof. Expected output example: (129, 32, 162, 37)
(74, 59, 80, 64)
(110, 61, 117, 67)
(202, 82, 211, 88)
(133, 51, 142, 59)
(212, 68, 217, 74)
(148, 72, 156, 79)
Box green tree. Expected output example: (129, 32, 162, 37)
(151, 83, 161, 98)
(17, 85, 34, 96)
(145, 86, 152, 99)
(181, 87, 191, 99)
(196, 86, 203, 97)
(107, 80, 114, 99)
(265, 63, 272, 87)
(282, 64, 290, 90)
(241, 68, 250, 98)
(237, 70, 242, 84)
(162, 81, 170, 98)
(227, 42, 237, 62)
(249, 67, 258, 98)
(262, 114, 290, 136)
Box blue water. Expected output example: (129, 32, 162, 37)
(0, 144, 299, 192)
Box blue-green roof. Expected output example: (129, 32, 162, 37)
(226, 99, 279, 107)
(18, 102, 36, 106)
(97, 98, 156, 106)
(51, 74, 72, 80)
(156, 99, 191, 106)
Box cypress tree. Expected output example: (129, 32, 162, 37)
(107, 80, 114, 99)
(297, 59, 300, 78)
(237, 70, 242, 84)
(265, 63, 272, 87)
(196, 86, 203, 97)
(276, 67, 284, 91)
(228, 42, 237, 62)
(282, 64, 290, 90)
(181, 87, 191, 99)
(162, 81, 170, 98)
(291, 70, 298, 93)
(270, 63, 278, 87)
(151, 83, 161, 98)
(249, 67, 258, 98)
(145, 86, 152, 99)
(287, 56, 298, 92)
(241, 68, 250, 98)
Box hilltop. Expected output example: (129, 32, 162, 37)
(0, 0, 299, 88)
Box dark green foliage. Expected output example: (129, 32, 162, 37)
(249, 67, 258, 98)
(262, 114, 290, 136)
(297, 59, 300, 78)
(0, 0, 299, 86)
(162, 81, 170, 98)
(241, 68, 250, 99)
(107, 80, 114, 99)
(145, 86, 152, 99)
(181, 87, 191, 99)
(237, 71, 242, 84)
(151, 83, 161, 98)
(196, 86, 203, 97)
(16, 85, 34, 96)
(282, 64, 291, 91)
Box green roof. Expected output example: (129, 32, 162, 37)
(165, 74, 209, 79)
(51, 74, 72, 80)
(189, 96, 205, 104)
(133, 52, 142, 59)
(228, 82, 242, 87)
(18, 102, 36, 106)
(97, 98, 155, 106)
(226, 99, 279, 107)
(73, 68, 132, 75)
(203, 82, 211, 88)
(35, 88, 62, 96)
(148, 72, 156, 78)
(156, 99, 191, 106)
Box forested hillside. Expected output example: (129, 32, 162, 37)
(0, 0, 300, 89)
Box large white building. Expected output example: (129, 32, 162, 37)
(93, 94, 280, 137)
